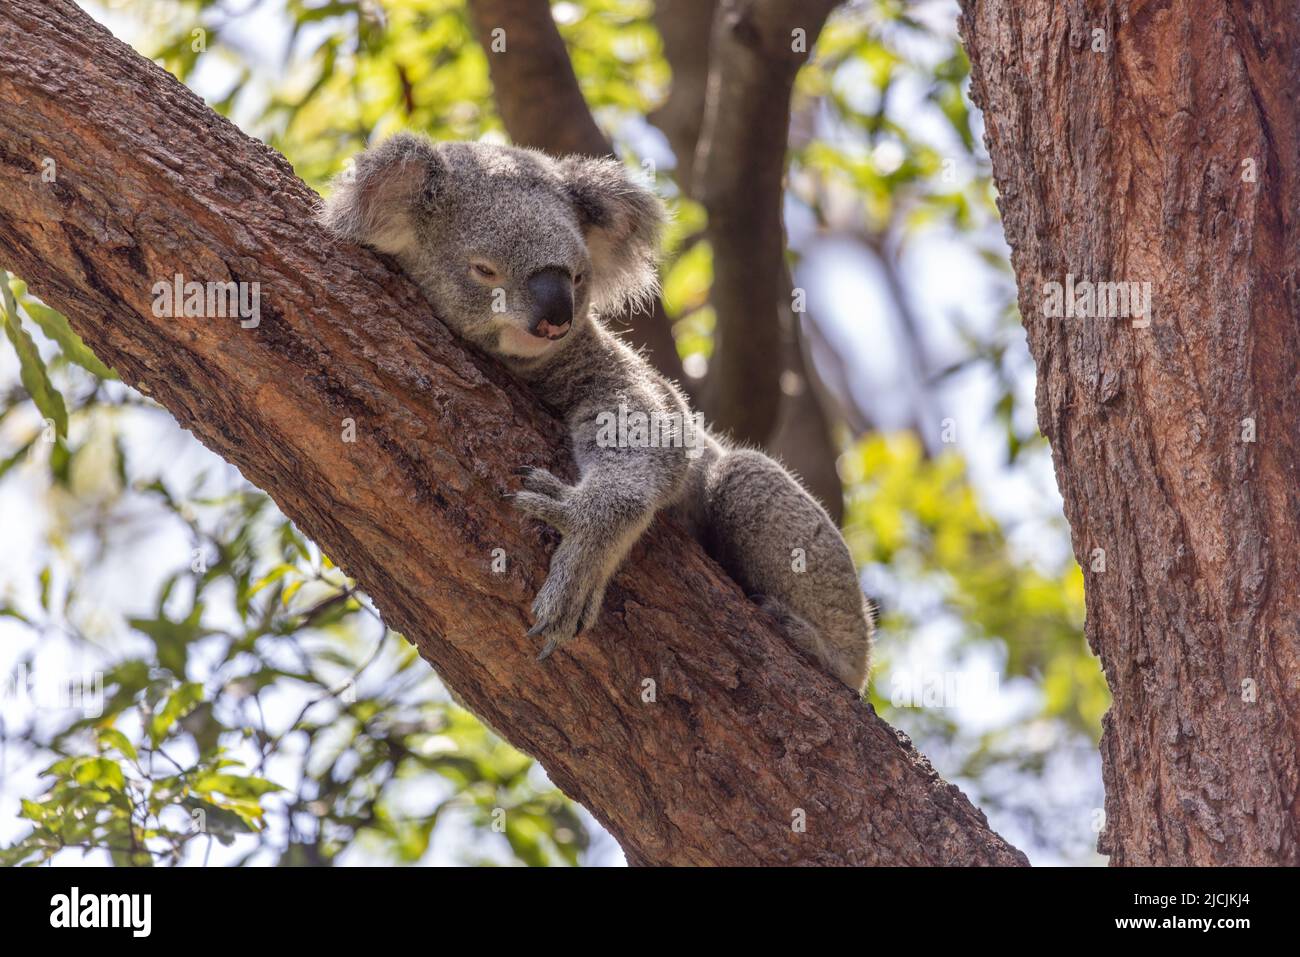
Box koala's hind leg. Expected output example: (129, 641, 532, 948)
(702, 449, 873, 692)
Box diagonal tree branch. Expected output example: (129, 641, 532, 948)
(0, 0, 1026, 866)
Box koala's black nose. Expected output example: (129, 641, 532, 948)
(526, 267, 574, 340)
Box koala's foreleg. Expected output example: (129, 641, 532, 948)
(510, 459, 679, 659)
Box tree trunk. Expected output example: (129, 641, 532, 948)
(0, 0, 1026, 866)
(961, 0, 1300, 864)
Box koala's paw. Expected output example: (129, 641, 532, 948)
(507, 466, 575, 535)
(527, 564, 606, 661)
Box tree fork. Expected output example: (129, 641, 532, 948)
(0, 0, 1026, 866)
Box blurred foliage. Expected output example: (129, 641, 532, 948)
(848, 433, 1104, 732)
(845, 433, 1104, 860)
(0, 0, 1104, 865)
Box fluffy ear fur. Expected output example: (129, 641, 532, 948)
(318, 133, 439, 254)
(558, 156, 665, 315)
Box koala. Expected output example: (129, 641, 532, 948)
(320, 133, 875, 691)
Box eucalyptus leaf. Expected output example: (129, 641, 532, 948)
(0, 271, 68, 438)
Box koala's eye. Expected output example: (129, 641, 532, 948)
(574, 272, 584, 287)
(469, 261, 499, 282)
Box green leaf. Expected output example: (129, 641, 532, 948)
(98, 727, 139, 762)
(148, 681, 204, 746)
(192, 772, 283, 800)
(9, 279, 116, 379)
(0, 436, 35, 481)
(130, 604, 205, 676)
(37, 567, 51, 612)
(0, 271, 68, 438)
(72, 756, 126, 791)
(247, 563, 291, 598)
(180, 797, 256, 844)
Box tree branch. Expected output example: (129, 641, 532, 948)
(693, 0, 839, 445)
(653, 0, 848, 520)
(466, 0, 610, 158)
(649, 0, 719, 199)
(0, 0, 1026, 866)
(767, 267, 846, 524)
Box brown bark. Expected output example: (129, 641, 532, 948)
(0, 0, 1027, 865)
(961, 0, 1300, 864)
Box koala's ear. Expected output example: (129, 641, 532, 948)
(558, 156, 666, 314)
(319, 133, 440, 255)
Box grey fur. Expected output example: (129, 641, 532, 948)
(320, 133, 874, 691)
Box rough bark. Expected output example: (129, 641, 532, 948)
(465, 0, 685, 387)
(961, 0, 1300, 864)
(0, 0, 1027, 866)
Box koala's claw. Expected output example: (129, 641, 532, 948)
(510, 466, 576, 533)
(527, 591, 582, 650)
(526, 612, 558, 656)
(515, 466, 572, 500)
(527, 569, 606, 660)
(528, 613, 571, 662)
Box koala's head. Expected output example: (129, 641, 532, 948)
(319, 133, 664, 363)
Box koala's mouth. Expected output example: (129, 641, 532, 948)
(530, 319, 571, 341)
(497, 323, 570, 360)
